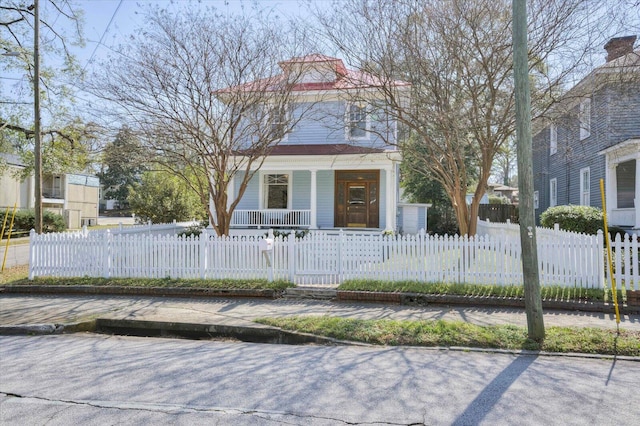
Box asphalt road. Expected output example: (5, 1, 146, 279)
(1, 334, 638, 425)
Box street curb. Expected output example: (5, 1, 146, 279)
(1, 319, 637, 361)
(0, 285, 280, 299)
(93, 318, 351, 346)
(336, 291, 640, 314)
(0, 320, 95, 336)
(0, 318, 356, 347)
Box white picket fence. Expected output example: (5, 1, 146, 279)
(28, 226, 640, 290)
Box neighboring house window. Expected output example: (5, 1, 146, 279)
(616, 159, 636, 209)
(550, 178, 557, 207)
(347, 103, 369, 139)
(263, 174, 289, 209)
(579, 98, 591, 140)
(580, 167, 590, 206)
(550, 124, 557, 155)
(534, 191, 539, 210)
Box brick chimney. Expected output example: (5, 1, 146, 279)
(604, 35, 637, 62)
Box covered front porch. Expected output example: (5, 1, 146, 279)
(221, 147, 401, 232)
(601, 138, 640, 234)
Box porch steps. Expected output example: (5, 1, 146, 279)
(284, 287, 337, 300)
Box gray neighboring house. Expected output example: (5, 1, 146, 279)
(532, 36, 640, 235)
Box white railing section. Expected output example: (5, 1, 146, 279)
(86, 220, 200, 237)
(29, 226, 640, 290)
(231, 210, 311, 228)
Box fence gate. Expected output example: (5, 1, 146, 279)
(290, 233, 385, 286)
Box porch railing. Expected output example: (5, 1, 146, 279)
(231, 209, 311, 228)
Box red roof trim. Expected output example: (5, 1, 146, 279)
(265, 144, 387, 156)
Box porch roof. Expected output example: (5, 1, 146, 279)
(268, 143, 387, 156)
(598, 137, 640, 156)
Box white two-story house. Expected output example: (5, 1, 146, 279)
(221, 54, 426, 234)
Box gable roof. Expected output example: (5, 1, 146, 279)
(533, 42, 640, 136)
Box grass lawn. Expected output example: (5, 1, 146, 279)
(257, 316, 640, 357)
(1, 272, 294, 290)
(0, 265, 29, 284)
(338, 279, 619, 303)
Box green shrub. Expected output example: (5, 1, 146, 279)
(540, 205, 602, 235)
(488, 195, 508, 204)
(1, 208, 66, 236)
(427, 204, 459, 235)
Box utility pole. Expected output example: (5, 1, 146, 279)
(512, 0, 545, 341)
(34, 0, 42, 234)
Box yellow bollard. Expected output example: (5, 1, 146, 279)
(0, 206, 10, 242)
(1, 203, 18, 272)
(600, 179, 620, 326)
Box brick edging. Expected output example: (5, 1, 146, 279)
(336, 291, 640, 314)
(0, 285, 279, 299)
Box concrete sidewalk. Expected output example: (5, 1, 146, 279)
(1, 294, 638, 334)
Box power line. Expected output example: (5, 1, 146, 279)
(82, 0, 123, 73)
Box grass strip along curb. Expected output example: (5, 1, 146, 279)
(256, 316, 640, 357)
(4, 277, 294, 290)
(1, 277, 294, 298)
(338, 279, 614, 302)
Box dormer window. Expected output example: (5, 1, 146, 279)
(347, 103, 369, 140)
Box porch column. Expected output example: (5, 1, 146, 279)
(636, 156, 640, 229)
(605, 157, 616, 215)
(385, 166, 395, 231)
(310, 169, 317, 229)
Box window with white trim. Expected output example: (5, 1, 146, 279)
(580, 167, 590, 206)
(550, 178, 557, 207)
(616, 159, 636, 209)
(347, 103, 369, 139)
(263, 174, 289, 209)
(534, 191, 539, 210)
(579, 98, 591, 140)
(269, 106, 289, 141)
(550, 124, 557, 155)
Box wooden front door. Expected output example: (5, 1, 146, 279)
(335, 171, 379, 228)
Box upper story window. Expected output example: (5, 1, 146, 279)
(580, 167, 590, 206)
(269, 106, 290, 141)
(550, 124, 557, 155)
(347, 103, 369, 140)
(263, 173, 289, 209)
(579, 98, 591, 140)
(550, 178, 557, 207)
(534, 191, 539, 210)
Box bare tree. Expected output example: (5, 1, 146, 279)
(90, 7, 311, 236)
(314, 0, 637, 235)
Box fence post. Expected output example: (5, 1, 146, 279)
(103, 230, 111, 278)
(200, 228, 209, 279)
(338, 229, 344, 283)
(288, 233, 295, 283)
(596, 230, 604, 289)
(28, 229, 36, 280)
